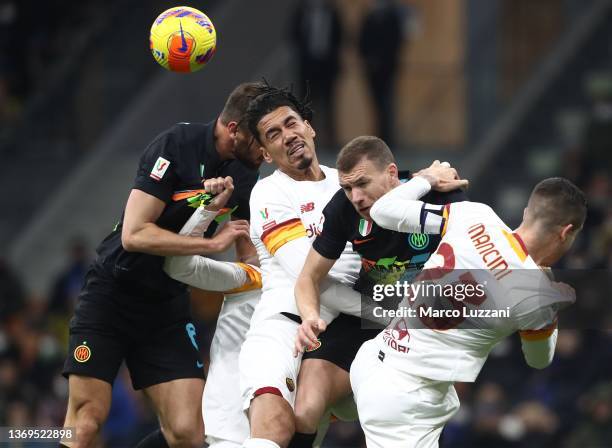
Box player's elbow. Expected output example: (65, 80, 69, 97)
(121, 234, 134, 252)
(121, 229, 140, 252)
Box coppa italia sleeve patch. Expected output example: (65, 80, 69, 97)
(150, 157, 171, 181)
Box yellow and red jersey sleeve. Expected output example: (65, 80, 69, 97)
(519, 319, 557, 341)
(224, 263, 262, 294)
(260, 218, 307, 255)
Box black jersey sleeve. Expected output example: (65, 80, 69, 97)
(423, 187, 468, 205)
(133, 128, 179, 203)
(312, 189, 351, 260)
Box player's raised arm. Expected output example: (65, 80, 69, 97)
(122, 176, 250, 256)
(370, 162, 468, 234)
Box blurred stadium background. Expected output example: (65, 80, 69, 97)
(1, 0, 611, 446)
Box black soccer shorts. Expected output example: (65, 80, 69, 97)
(62, 267, 205, 390)
(301, 313, 381, 372)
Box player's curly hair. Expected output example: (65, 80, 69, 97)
(244, 81, 313, 144)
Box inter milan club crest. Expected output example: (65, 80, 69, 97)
(74, 342, 91, 363)
(408, 233, 430, 250)
(358, 218, 373, 237)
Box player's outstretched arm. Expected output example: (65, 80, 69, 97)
(165, 256, 259, 292)
(370, 176, 444, 234)
(371, 162, 468, 234)
(122, 187, 249, 256)
(294, 248, 335, 355)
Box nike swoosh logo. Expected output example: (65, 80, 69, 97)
(196, 361, 204, 368)
(179, 21, 188, 52)
(353, 237, 375, 245)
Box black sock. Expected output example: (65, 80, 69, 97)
(134, 429, 170, 448)
(288, 432, 317, 448)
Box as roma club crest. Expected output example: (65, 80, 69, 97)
(286, 377, 295, 392)
(305, 339, 322, 352)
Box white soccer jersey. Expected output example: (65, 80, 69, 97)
(374, 199, 571, 382)
(249, 165, 361, 323)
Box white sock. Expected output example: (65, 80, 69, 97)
(242, 438, 281, 448)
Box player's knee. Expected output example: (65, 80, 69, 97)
(295, 389, 327, 434)
(265, 408, 294, 448)
(71, 401, 107, 445)
(162, 416, 205, 448)
(250, 398, 295, 447)
(294, 400, 324, 434)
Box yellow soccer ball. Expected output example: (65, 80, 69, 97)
(150, 6, 216, 73)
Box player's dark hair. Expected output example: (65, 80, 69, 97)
(220, 82, 268, 130)
(527, 177, 587, 230)
(336, 136, 396, 173)
(245, 83, 313, 144)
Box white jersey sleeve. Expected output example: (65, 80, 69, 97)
(515, 303, 558, 369)
(512, 286, 572, 369)
(165, 257, 261, 293)
(370, 176, 450, 235)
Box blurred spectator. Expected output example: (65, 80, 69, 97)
(48, 237, 90, 316)
(0, 1, 28, 97)
(565, 382, 612, 447)
(469, 382, 513, 447)
(358, 0, 405, 147)
(0, 258, 26, 323)
(582, 74, 612, 181)
(290, 0, 342, 148)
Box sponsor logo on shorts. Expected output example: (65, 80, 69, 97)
(408, 233, 430, 250)
(305, 339, 322, 352)
(185, 323, 204, 368)
(286, 377, 295, 392)
(74, 342, 91, 363)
